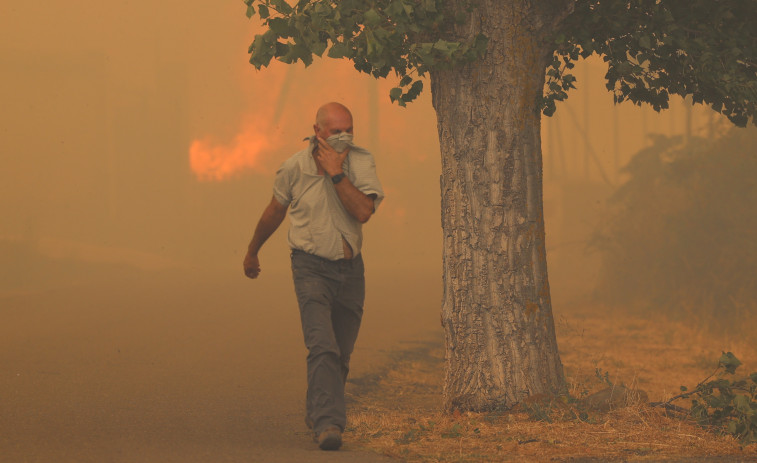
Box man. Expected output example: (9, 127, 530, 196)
(242, 102, 384, 451)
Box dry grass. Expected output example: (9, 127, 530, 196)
(345, 305, 757, 462)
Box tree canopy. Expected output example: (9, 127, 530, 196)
(244, 0, 756, 125)
(550, 0, 757, 125)
(244, 0, 487, 106)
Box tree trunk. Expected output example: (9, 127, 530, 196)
(430, 1, 570, 411)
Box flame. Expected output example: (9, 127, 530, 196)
(187, 57, 431, 182)
(189, 119, 276, 181)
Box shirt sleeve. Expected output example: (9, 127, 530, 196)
(272, 161, 294, 207)
(348, 151, 385, 210)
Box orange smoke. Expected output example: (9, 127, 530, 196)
(189, 119, 277, 181)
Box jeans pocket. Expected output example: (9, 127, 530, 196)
(291, 250, 324, 278)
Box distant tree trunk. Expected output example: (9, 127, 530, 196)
(430, 0, 571, 411)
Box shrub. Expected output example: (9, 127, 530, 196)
(590, 127, 757, 332)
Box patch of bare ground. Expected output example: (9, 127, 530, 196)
(345, 305, 757, 462)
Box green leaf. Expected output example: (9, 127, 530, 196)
(364, 8, 380, 27)
(270, 0, 293, 14)
(258, 4, 270, 19)
(734, 394, 751, 413)
(719, 352, 742, 375)
(268, 17, 289, 35)
(404, 80, 423, 101)
(542, 99, 556, 117)
(277, 42, 311, 65)
(274, 41, 291, 58)
(327, 42, 350, 59)
(399, 75, 412, 87)
(407, 80, 423, 98)
(248, 31, 278, 68)
(639, 35, 652, 50)
(297, 43, 314, 66)
(389, 87, 403, 102)
(313, 1, 331, 15)
(365, 29, 382, 56)
(311, 40, 327, 57)
(246, 4, 256, 18)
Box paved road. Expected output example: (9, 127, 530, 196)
(0, 267, 435, 462)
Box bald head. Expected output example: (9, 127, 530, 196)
(314, 102, 354, 139)
(315, 102, 352, 127)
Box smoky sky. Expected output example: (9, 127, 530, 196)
(0, 1, 725, 297)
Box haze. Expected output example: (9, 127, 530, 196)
(0, 2, 732, 461)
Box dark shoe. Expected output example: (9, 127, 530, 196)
(305, 415, 314, 429)
(316, 425, 342, 451)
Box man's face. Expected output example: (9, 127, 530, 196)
(314, 109, 353, 139)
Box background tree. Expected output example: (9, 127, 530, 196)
(243, 0, 757, 411)
(590, 127, 757, 334)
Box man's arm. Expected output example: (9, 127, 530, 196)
(332, 178, 376, 224)
(243, 196, 288, 279)
(315, 137, 376, 223)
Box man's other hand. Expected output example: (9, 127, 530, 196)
(315, 136, 349, 176)
(243, 252, 261, 279)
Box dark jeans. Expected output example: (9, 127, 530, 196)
(290, 249, 365, 434)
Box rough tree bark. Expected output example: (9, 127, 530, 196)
(430, 0, 572, 411)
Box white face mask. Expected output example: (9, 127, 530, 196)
(325, 132, 353, 152)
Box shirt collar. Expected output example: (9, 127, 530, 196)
(300, 136, 319, 176)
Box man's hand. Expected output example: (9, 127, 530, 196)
(243, 251, 261, 279)
(315, 136, 349, 176)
